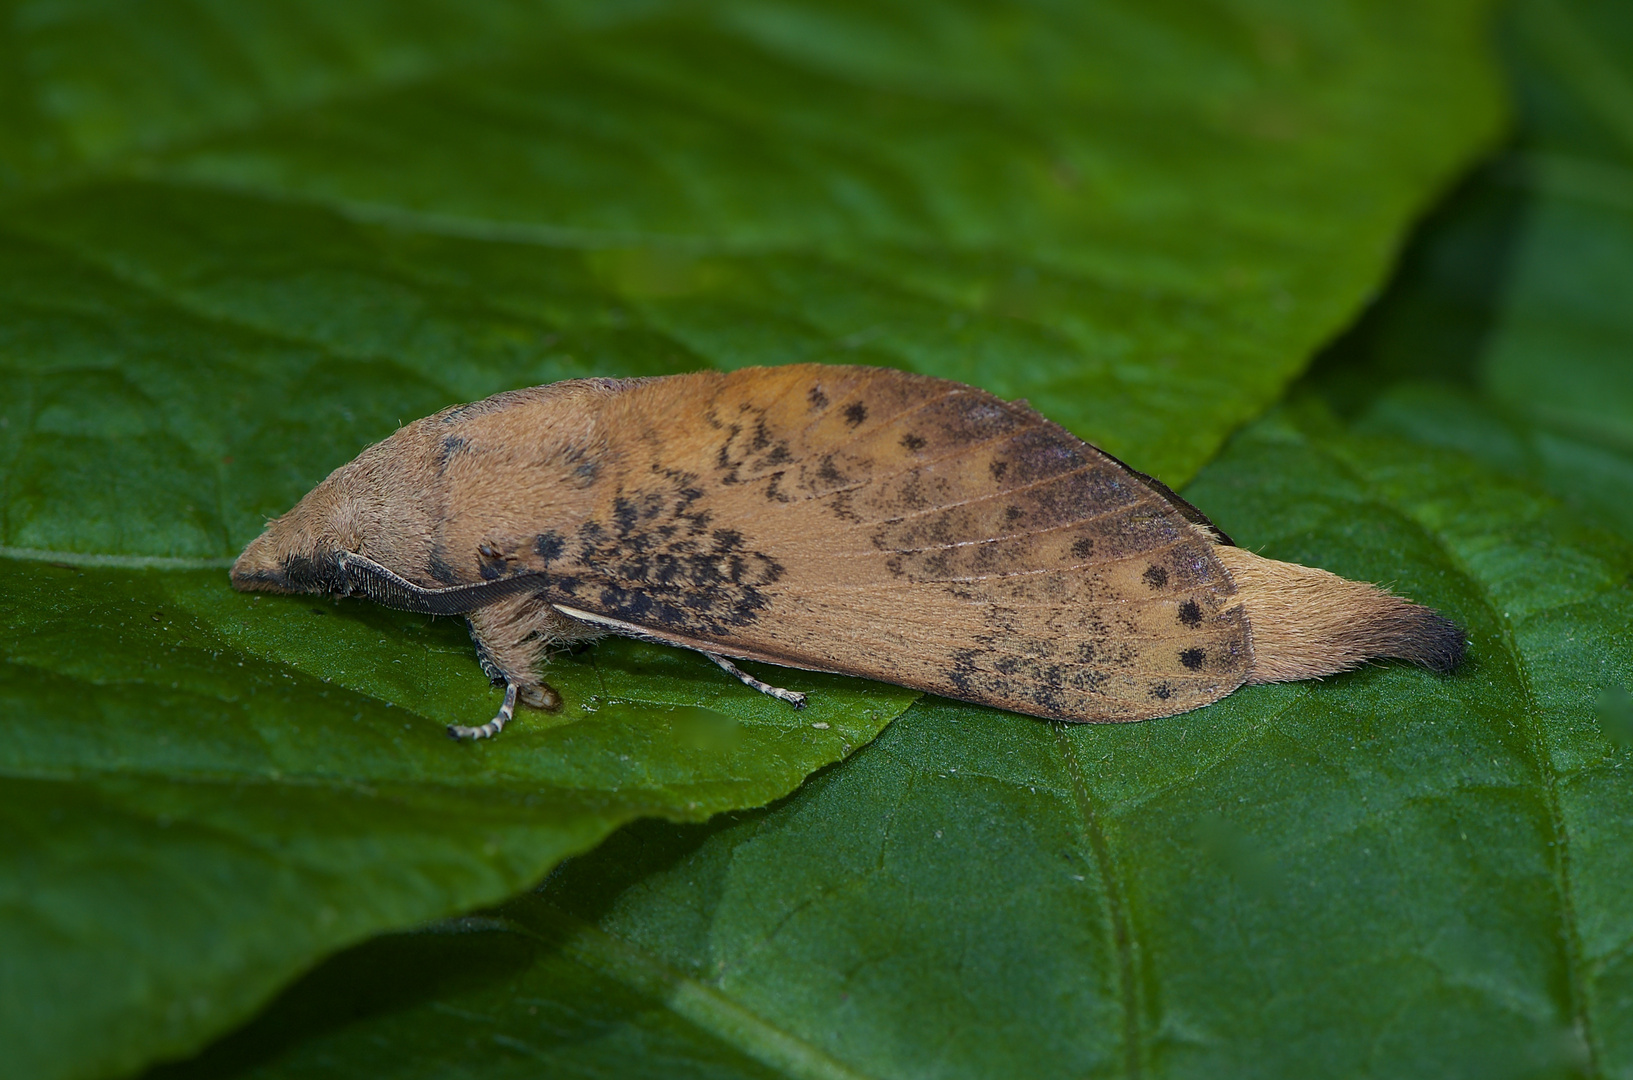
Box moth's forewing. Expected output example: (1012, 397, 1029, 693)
(427, 365, 1249, 722)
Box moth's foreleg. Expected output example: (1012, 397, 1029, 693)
(704, 652, 807, 709)
(457, 595, 593, 739)
(448, 681, 517, 741)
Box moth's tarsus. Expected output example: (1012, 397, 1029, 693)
(448, 681, 518, 741)
(705, 652, 808, 709)
(230, 363, 1468, 742)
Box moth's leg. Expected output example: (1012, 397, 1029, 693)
(448, 681, 517, 741)
(703, 652, 807, 709)
(453, 594, 603, 739)
(468, 626, 510, 686)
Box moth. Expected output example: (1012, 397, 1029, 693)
(232, 365, 1464, 739)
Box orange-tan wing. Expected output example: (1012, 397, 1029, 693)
(443, 365, 1250, 722)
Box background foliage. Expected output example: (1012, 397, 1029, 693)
(1, 0, 1627, 1078)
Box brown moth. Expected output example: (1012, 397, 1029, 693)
(232, 364, 1465, 739)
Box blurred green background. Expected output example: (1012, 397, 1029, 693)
(0, 1, 1628, 1077)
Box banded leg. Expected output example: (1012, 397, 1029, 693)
(459, 597, 590, 738)
(449, 681, 517, 741)
(704, 652, 807, 709)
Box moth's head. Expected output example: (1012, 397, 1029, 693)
(231, 438, 430, 597)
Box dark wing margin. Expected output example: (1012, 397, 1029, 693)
(1083, 445, 1235, 546)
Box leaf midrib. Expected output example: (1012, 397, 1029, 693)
(1309, 434, 1603, 1074)
(1054, 724, 1143, 1080)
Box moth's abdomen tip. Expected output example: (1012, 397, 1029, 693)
(1217, 545, 1470, 685)
(1347, 596, 1467, 676)
(1400, 608, 1467, 675)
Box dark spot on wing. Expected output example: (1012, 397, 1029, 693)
(939, 638, 1110, 715)
(808, 385, 829, 410)
(714, 422, 743, 483)
(535, 531, 565, 565)
(889, 470, 932, 511)
(1150, 682, 1173, 701)
(947, 648, 980, 694)
(826, 489, 859, 522)
(1180, 647, 1205, 670)
(1178, 600, 1203, 627)
(712, 405, 795, 485)
(562, 469, 785, 637)
(1143, 565, 1169, 589)
(901, 432, 926, 452)
(843, 401, 868, 427)
(437, 436, 468, 474)
(1071, 537, 1095, 559)
(1005, 505, 1025, 522)
(613, 496, 639, 535)
(989, 459, 1009, 480)
(560, 443, 600, 488)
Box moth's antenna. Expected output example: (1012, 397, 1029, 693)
(1213, 546, 1466, 683)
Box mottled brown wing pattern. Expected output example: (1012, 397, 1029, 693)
(432, 365, 1250, 722)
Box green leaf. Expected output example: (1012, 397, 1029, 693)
(133, 2, 1633, 1076)
(0, 1, 1508, 1077)
(1308, 0, 1633, 532)
(149, 404, 1633, 1079)
(0, 0, 1503, 562)
(0, 558, 914, 1080)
